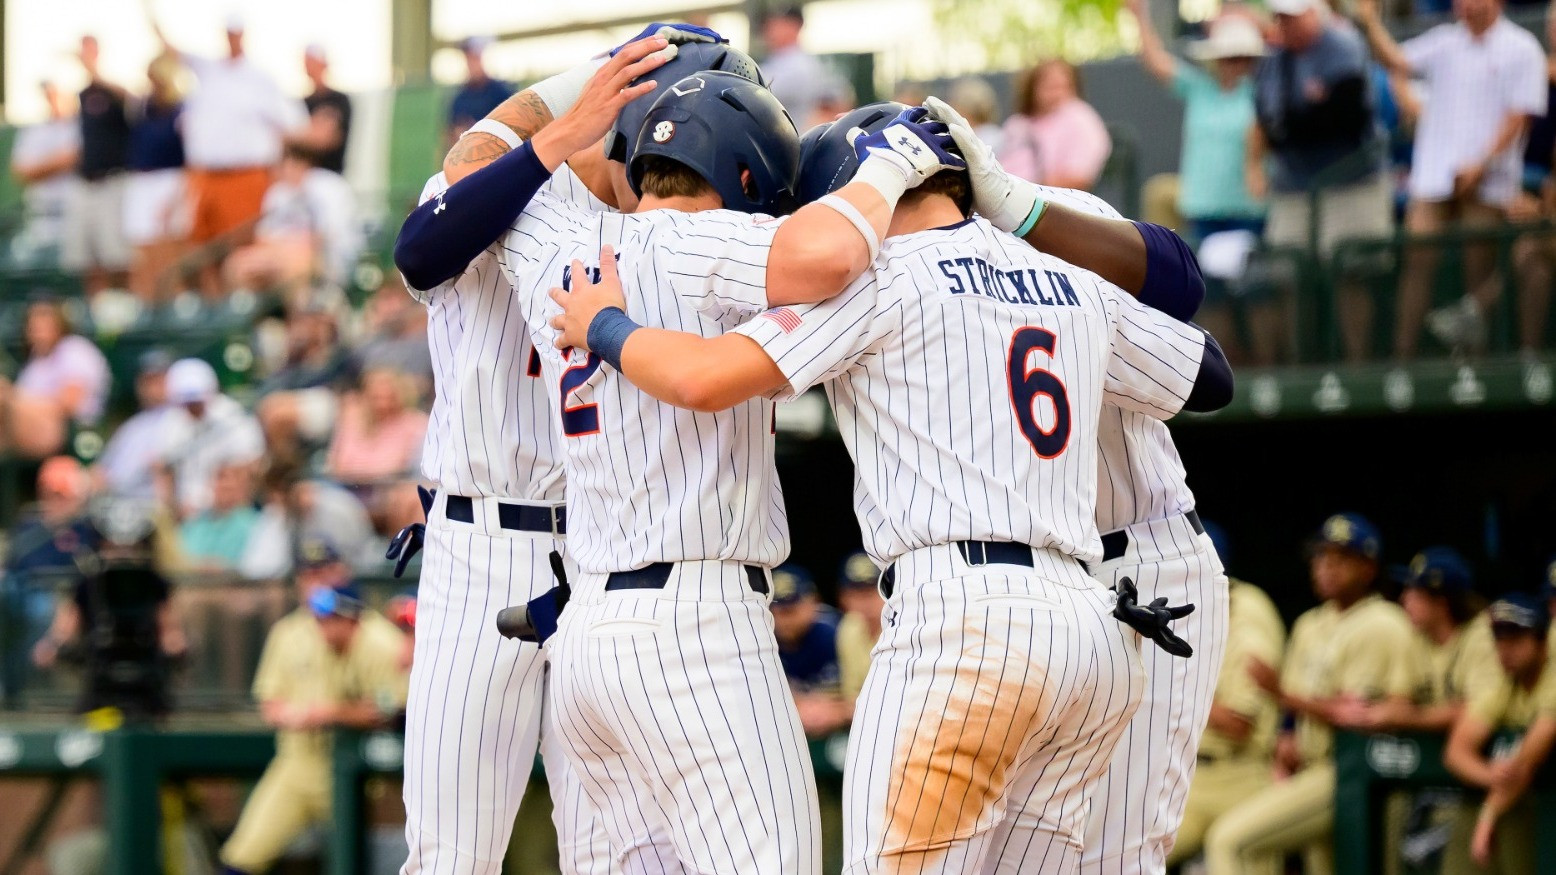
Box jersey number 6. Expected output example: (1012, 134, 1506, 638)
(559, 351, 602, 437)
(1007, 327, 1071, 458)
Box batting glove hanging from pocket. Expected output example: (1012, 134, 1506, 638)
(1113, 576, 1196, 658)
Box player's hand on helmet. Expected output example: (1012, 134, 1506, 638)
(1112, 575, 1195, 658)
(851, 106, 966, 189)
(549, 247, 628, 352)
(614, 22, 724, 54)
(533, 37, 677, 169)
(922, 96, 1039, 233)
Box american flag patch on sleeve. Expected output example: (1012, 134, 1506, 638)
(761, 307, 802, 333)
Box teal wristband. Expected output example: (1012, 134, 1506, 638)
(1014, 198, 1049, 237)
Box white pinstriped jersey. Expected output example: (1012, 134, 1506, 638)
(1034, 185, 1199, 533)
(731, 217, 1206, 567)
(408, 166, 610, 500)
(494, 191, 790, 574)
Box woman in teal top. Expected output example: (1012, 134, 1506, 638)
(1130, 0, 1268, 242)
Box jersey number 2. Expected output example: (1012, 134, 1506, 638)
(559, 351, 602, 436)
(1007, 327, 1071, 458)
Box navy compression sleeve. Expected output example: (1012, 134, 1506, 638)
(393, 140, 554, 291)
(1132, 221, 1205, 323)
(1182, 328, 1233, 413)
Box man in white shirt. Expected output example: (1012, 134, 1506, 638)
(1358, 0, 1547, 358)
(155, 358, 265, 520)
(154, 14, 308, 296)
(8, 81, 81, 263)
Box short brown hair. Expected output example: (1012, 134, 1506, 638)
(902, 168, 973, 217)
(637, 156, 716, 201)
(1013, 59, 1080, 117)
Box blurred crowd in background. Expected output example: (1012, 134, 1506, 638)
(4, 0, 1556, 870)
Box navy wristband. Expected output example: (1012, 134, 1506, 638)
(1132, 221, 1206, 322)
(586, 307, 641, 372)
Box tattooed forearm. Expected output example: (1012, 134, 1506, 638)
(443, 89, 555, 183)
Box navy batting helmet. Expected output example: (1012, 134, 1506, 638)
(605, 41, 768, 166)
(629, 71, 800, 216)
(795, 101, 908, 206)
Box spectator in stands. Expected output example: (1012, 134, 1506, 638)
(240, 460, 378, 579)
(324, 366, 427, 534)
(124, 50, 187, 303)
(1205, 513, 1421, 874)
(997, 59, 1112, 190)
(155, 14, 308, 298)
(8, 80, 80, 264)
(761, 6, 832, 130)
(1, 457, 93, 699)
(155, 357, 264, 520)
(1172, 537, 1286, 868)
(219, 565, 406, 874)
(0, 298, 111, 459)
(1250, 0, 1393, 363)
(94, 349, 173, 499)
(446, 36, 513, 144)
(1331, 547, 1498, 733)
(807, 76, 856, 131)
(222, 144, 360, 299)
(833, 551, 883, 706)
(254, 302, 349, 459)
(771, 564, 850, 738)
(350, 275, 432, 389)
(177, 459, 260, 572)
(1357, 0, 1547, 359)
(64, 35, 132, 296)
(947, 77, 1003, 152)
(1445, 593, 1553, 869)
(297, 45, 351, 176)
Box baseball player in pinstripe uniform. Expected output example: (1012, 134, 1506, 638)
(443, 73, 964, 873)
(545, 105, 1232, 873)
(389, 34, 703, 875)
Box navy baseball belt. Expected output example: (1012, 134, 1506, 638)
(444, 494, 567, 535)
(1098, 510, 1204, 563)
(604, 562, 769, 595)
(880, 540, 1038, 599)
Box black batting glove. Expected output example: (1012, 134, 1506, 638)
(1113, 576, 1195, 658)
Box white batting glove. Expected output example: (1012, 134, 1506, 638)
(923, 96, 1045, 234)
(849, 106, 967, 203)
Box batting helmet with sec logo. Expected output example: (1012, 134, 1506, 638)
(604, 40, 768, 165)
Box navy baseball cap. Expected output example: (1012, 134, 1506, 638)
(296, 537, 343, 569)
(1309, 513, 1381, 562)
(1400, 547, 1472, 594)
(771, 564, 815, 605)
(137, 349, 174, 376)
(308, 583, 365, 620)
(837, 552, 879, 590)
(1488, 592, 1549, 634)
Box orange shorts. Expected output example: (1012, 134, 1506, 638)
(186, 166, 272, 243)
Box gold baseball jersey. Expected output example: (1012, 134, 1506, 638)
(1198, 580, 1286, 761)
(1419, 611, 1501, 706)
(1467, 663, 1556, 731)
(252, 609, 409, 760)
(1283, 594, 1422, 763)
(835, 610, 877, 704)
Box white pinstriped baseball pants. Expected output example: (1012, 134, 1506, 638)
(546, 560, 822, 875)
(1079, 515, 1230, 875)
(401, 495, 615, 875)
(843, 544, 1145, 875)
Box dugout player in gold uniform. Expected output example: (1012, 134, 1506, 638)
(1445, 593, 1556, 873)
(1204, 513, 1422, 875)
(1169, 524, 1286, 870)
(220, 542, 408, 874)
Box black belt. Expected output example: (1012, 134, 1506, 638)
(604, 562, 769, 596)
(1099, 510, 1204, 563)
(880, 541, 1038, 599)
(444, 495, 566, 535)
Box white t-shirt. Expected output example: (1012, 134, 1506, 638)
(181, 54, 307, 168)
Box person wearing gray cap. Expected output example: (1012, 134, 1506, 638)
(153, 358, 264, 519)
(1444, 592, 1553, 869)
(94, 349, 175, 498)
